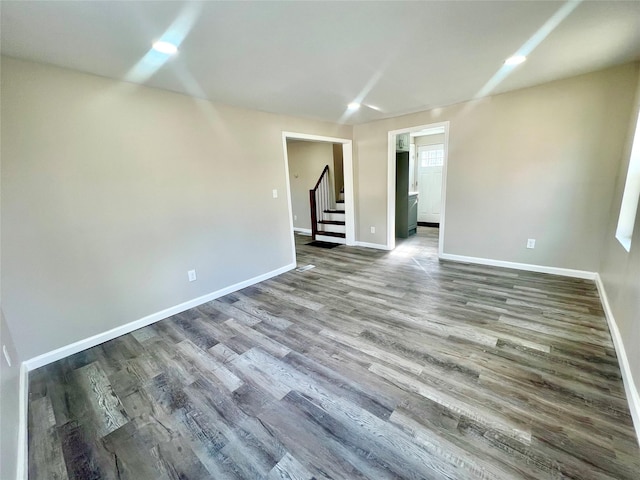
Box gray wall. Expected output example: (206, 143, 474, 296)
(0, 311, 22, 480)
(599, 70, 640, 402)
(1, 56, 351, 360)
(353, 63, 639, 272)
(287, 141, 334, 231)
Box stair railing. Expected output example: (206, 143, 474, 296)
(309, 165, 332, 241)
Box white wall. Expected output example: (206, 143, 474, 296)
(353, 63, 639, 272)
(287, 141, 335, 231)
(0, 56, 351, 361)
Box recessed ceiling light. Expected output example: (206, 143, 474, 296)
(347, 102, 360, 111)
(152, 41, 178, 55)
(504, 55, 526, 66)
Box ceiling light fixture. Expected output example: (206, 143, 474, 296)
(152, 41, 178, 55)
(504, 55, 526, 66)
(347, 102, 361, 111)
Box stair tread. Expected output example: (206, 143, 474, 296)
(324, 209, 345, 214)
(316, 231, 346, 238)
(318, 220, 345, 225)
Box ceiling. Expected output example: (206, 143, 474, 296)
(2, 1, 639, 124)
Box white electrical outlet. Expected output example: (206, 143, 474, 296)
(3, 345, 12, 367)
(370, 226, 376, 234)
(188, 269, 197, 282)
(272, 189, 278, 198)
(527, 239, 536, 249)
(294, 214, 297, 221)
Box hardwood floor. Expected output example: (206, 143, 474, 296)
(28, 227, 640, 479)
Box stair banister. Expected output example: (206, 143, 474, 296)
(310, 165, 330, 241)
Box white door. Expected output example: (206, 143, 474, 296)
(417, 144, 444, 223)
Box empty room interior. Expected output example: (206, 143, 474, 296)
(2, 1, 640, 479)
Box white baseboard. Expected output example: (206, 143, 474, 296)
(595, 274, 640, 445)
(293, 228, 312, 235)
(17, 363, 28, 480)
(439, 253, 597, 280)
(354, 241, 392, 251)
(23, 263, 296, 371)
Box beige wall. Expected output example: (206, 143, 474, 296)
(353, 63, 639, 271)
(599, 69, 640, 404)
(287, 141, 334, 231)
(0, 57, 351, 360)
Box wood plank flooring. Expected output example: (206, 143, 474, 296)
(28, 227, 640, 479)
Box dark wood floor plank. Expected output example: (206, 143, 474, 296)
(28, 396, 69, 480)
(28, 228, 640, 479)
(258, 392, 399, 480)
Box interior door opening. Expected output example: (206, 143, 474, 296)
(282, 132, 355, 265)
(387, 122, 449, 255)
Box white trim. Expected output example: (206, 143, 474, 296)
(354, 241, 392, 251)
(439, 253, 597, 280)
(281, 132, 356, 252)
(386, 129, 398, 250)
(282, 134, 298, 266)
(595, 274, 640, 445)
(293, 227, 312, 235)
(438, 125, 450, 259)
(281, 132, 349, 144)
(315, 234, 346, 244)
(17, 362, 28, 480)
(342, 142, 356, 246)
(24, 263, 295, 371)
(387, 121, 450, 253)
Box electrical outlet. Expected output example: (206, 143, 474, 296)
(272, 189, 278, 198)
(527, 238, 536, 249)
(370, 226, 376, 234)
(294, 214, 297, 221)
(3, 345, 12, 367)
(188, 269, 197, 282)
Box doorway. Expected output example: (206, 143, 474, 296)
(387, 122, 449, 254)
(416, 141, 445, 225)
(282, 132, 355, 264)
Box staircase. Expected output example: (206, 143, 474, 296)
(310, 165, 346, 244)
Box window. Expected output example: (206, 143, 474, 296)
(615, 111, 640, 252)
(418, 144, 444, 167)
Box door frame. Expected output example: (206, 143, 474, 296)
(282, 132, 355, 263)
(386, 121, 450, 255)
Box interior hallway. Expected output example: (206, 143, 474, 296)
(27, 228, 640, 479)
